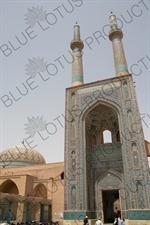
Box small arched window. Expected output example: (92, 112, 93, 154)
(123, 81, 127, 86)
(127, 109, 133, 129)
(71, 92, 75, 107)
(91, 134, 97, 145)
(71, 150, 76, 156)
(116, 131, 120, 142)
(127, 109, 132, 115)
(103, 130, 112, 143)
(132, 142, 137, 148)
(123, 81, 129, 98)
(71, 185, 76, 210)
(71, 119, 76, 138)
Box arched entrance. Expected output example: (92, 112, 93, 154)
(96, 172, 124, 223)
(0, 179, 19, 222)
(31, 184, 50, 222)
(85, 104, 120, 150)
(84, 103, 125, 220)
(0, 179, 19, 194)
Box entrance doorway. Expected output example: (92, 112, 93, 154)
(102, 190, 120, 223)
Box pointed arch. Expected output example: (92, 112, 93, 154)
(34, 183, 47, 198)
(91, 134, 97, 145)
(84, 101, 120, 150)
(116, 131, 120, 142)
(103, 130, 112, 143)
(82, 99, 120, 122)
(71, 185, 76, 210)
(96, 170, 122, 186)
(78, 98, 122, 213)
(0, 179, 19, 194)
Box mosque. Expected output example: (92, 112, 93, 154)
(0, 13, 150, 225)
(0, 145, 64, 223)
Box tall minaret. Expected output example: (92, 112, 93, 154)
(70, 22, 84, 87)
(109, 12, 129, 77)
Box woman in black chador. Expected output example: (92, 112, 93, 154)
(83, 216, 88, 225)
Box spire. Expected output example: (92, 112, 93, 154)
(109, 12, 129, 77)
(70, 23, 84, 87)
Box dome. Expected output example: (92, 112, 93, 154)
(0, 145, 46, 167)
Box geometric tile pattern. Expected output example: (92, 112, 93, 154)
(128, 210, 150, 220)
(0, 145, 46, 167)
(64, 74, 150, 221)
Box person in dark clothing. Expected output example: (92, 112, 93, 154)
(113, 218, 118, 225)
(83, 216, 88, 225)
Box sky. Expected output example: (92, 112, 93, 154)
(0, 0, 150, 164)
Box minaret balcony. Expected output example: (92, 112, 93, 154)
(109, 28, 123, 40)
(70, 39, 84, 50)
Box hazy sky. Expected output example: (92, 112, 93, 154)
(0, 0, 150, 163)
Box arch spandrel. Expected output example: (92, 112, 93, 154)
(79, 99, 121, 123)
(96, 171, 123, 190)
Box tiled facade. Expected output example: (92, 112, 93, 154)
(63, 75, 150, 224)
(63, 14, 150, 225)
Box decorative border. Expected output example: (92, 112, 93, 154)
(63, 211, 97, 220)
(128, 210, 150, 220)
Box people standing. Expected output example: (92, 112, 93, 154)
(83, 216, 88, 225)
(113, 218, 118, 225)
(117, 217, 125, 225)
(95, 217, 103, 225)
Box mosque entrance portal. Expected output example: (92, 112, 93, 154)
(102, 190, 120, 223)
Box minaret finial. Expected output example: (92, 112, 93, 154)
(109, 13, 128, 77)
(70, 23, 84, 87)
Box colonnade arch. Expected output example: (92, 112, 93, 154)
(0, 179, 19, 194)
(34, 183, 47, 198)
(0, 179, 19, 222)
(30, 183, 50, 222)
